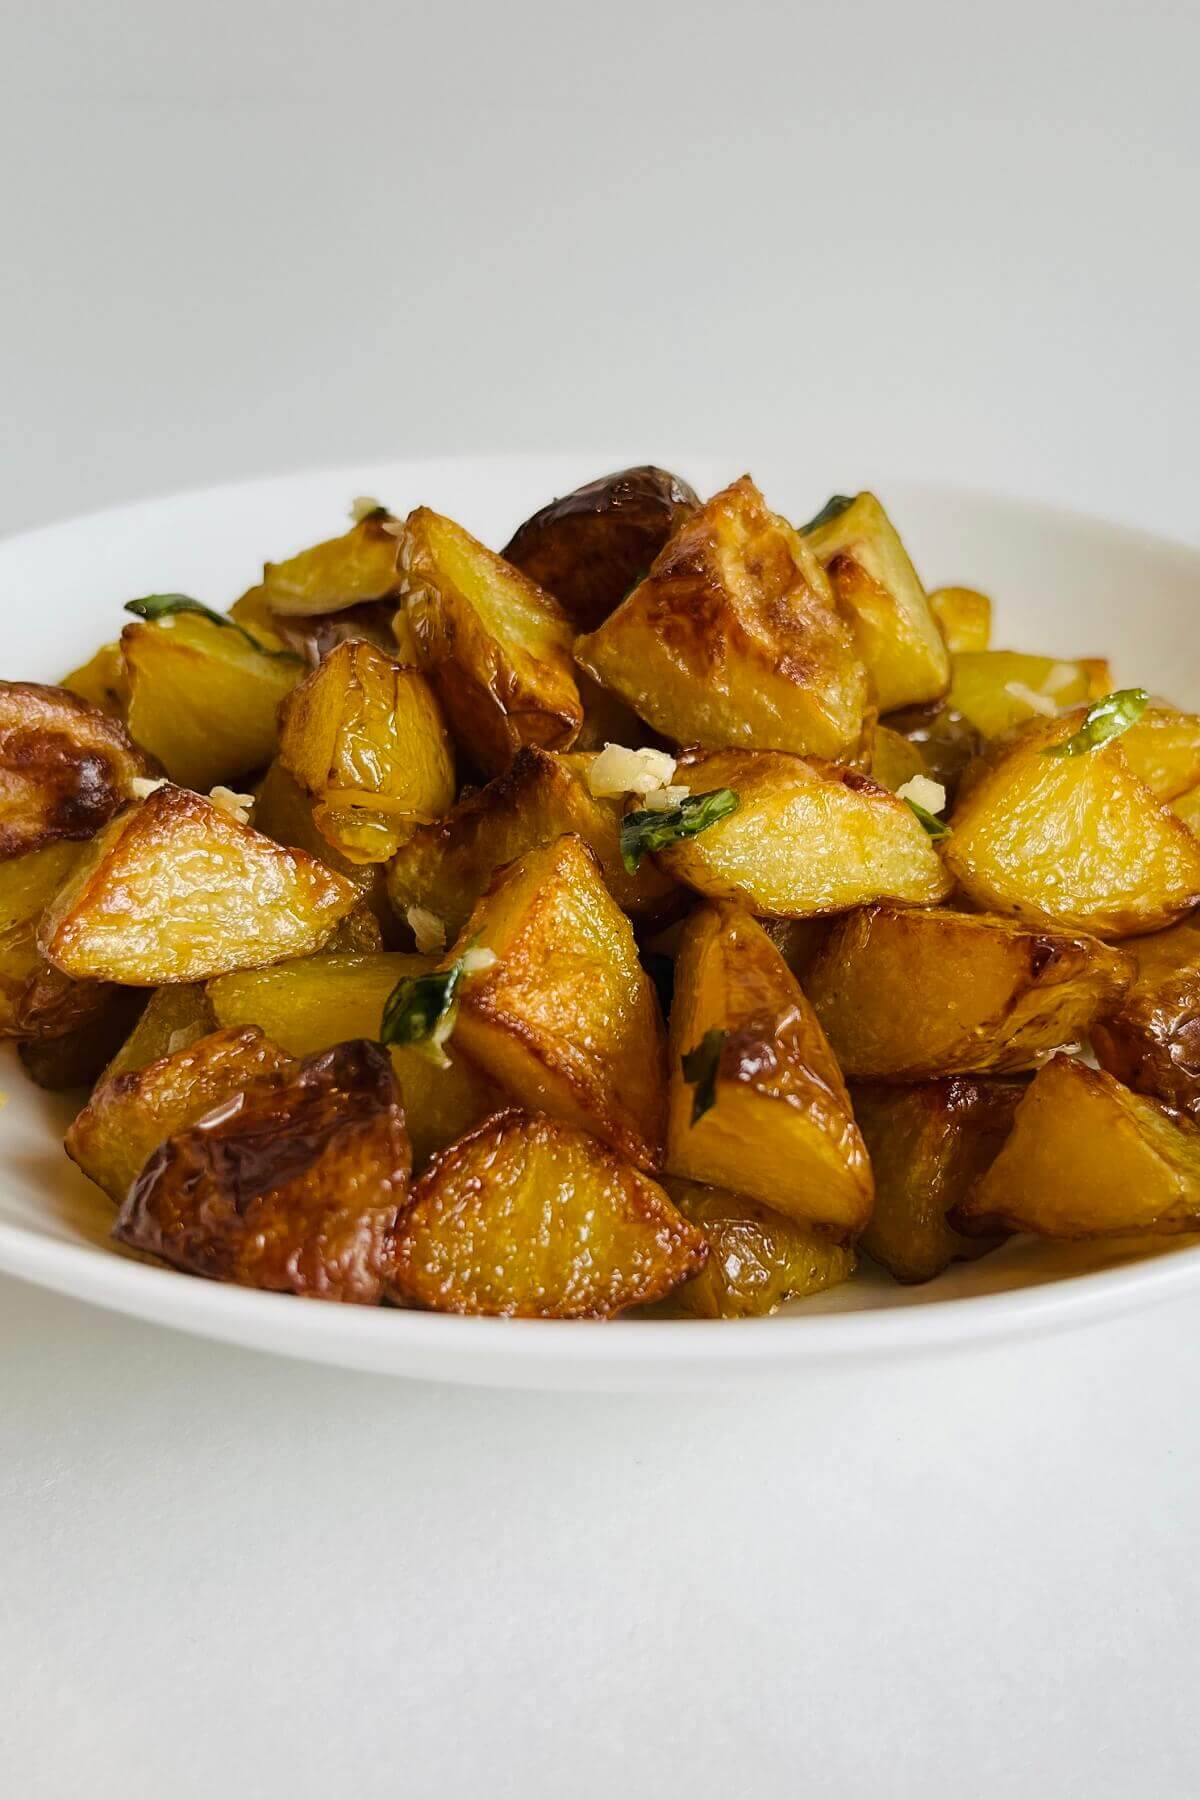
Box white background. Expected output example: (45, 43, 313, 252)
(2, 3, 1199, 1795)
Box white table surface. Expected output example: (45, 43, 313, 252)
(3, 4, 1199, 1794)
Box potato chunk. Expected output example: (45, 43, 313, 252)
(851, 1079, 1022, 1281)
(253, 759, 393, 936)
(389, 1108, 706, 1317)
(262, 509, 406, 616)
(881, 702, 983, 801)
(870, 724, 928, 793)
(18, 988, 147, 1090)
(576, 476, 869, 760)
(1173, 786, 1200, 836)
(0, 682, 151, 859)
(1118, 705, 1200, 801)
(502, 465, 700, 631)
(929, 587, 991, 654)
(652, 749, 951, 917)
(39, 784, 359, 984)
(450, 834, 667, 1167)
(0, 840, 87, 1034)
(803, 492, 950, 710)
(666, 903, 872, 1233)
(67, 1025, 294, 1202)
(946, 651, 1108, 739)
(954, 1054, 1200, 1238)
(277, 639, 454, 863)
(104, 983, 216, 1078)
(944, 710, 1200, 938)
(805, 905, 1134, 1078)
(1091, 916, 1200, 1116)
(399, 507, 582, 776)
(113, 1040, 411, 1301)
(62, 642, 129, 718)
(662, 1178, 856, 1317)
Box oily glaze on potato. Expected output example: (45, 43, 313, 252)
(946, 651, 1109, 740)
(576, 476, 870, 760)
(666, 903, 873, 1233)
(1091, 916, 1200, 1116)
(399, 507, 582, 776)
(954, 1054, 1200, 1239)
(103, 983, 217, 1079)
(929, 587, 992, 654)
(114, 1040, 411, 1300)
(389, 1108, 706, 1318)
(881, 702, 983, 801)
(39, 784, 359, 984)
(261, 509, 406, 617)
(803, 492, 950, 711)
(502, 465, 700, 632)
(805, 905, 1134, 1078)
(870, 724, 929, 792)
(661, 1178, 856, 1317)
(449, 834, 667, 1167)
(945, 710, 1200, 938)
(0, 682, 151, 860)
(253, 759, 394, 938)
(1117, 705, 1200, 801)
(653, 749, 951, 917)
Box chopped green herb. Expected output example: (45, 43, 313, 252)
(1042, 687, 1149, 757)
(681, 1028, 727, 1125)
(620, 789, 739, 873)
(905, 798, 951, 841)
(123, 593, 301, 662)
(379, 943, 496, 1068)
(799, 494, 855, 535)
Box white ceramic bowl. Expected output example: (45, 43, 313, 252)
(2, 453, 1199, 1389)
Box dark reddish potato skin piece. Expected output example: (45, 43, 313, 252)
(268, 601, 398, 665)
(0, 681, 152, 859)
(503, 466, 700, 632)
(114, 1039, 411, 1302)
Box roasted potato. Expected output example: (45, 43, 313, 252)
(1174, 785, 1200, 833)
(929, 587, 992, 654)
(262, 509, 406, 616)
(18, 987, 147, 1090)
(661, 1178, 856, 1317)
(851, 1079, 1022, 1281)
(0, 682, 151, 860)
(61, 642, 129, 718)
(399, 507, 582, 776)
(39, 784, 359, 984)
(944, 710, 1200, 938)
(805, 904, 1134, 1078)
(1117, 704, 1200, 801)
(236, 585, 399, 667)
(650, 749, 952, 917)
(946, 651, 1109, 740)
(666, 902, 873, 1233)
(571, 668, 657, 754)
(502, 465, 700, 632)
(954, 1054, 1200, 1238)
(576, 476, 870, 761)
(252, 758, 394, 937)
(1091, 915, 1200, 1116)
(113, 1040, 411, 1301)
(67, 1024, 294, 1203)
(802, 492, 950, 711)
(103, 983, 216, 1078)
(389, 1107, 706, 1317)
(0, 840, 87, 1035)
(277, 638, 455, 863)
(449, 834, 667, 1167)
(881, 702, 983, 801)
(870, 724, 929, 792)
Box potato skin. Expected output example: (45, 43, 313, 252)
(389, 1108, 706, 1317)
(1091, 916, 1200, 1116)
(103, 983, 217, 1079)
(661, 1178, 856, 1317)
(114, 1039, 411, 1301)
(503, 465, 700, 632)
(0, 682, 152, 860)
(18, 987, 147, 1090)
(262, 511, 406, 617)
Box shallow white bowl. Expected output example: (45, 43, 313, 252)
(2, 453, 1199, 1389)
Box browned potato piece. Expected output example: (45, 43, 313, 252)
(324, 904, 383, 951)
(803, 492, 950, 711)
(61, 642, 129, 718)
(502, 465, 700, 632)
(945, 710, 1200, 938)
(571, 669, 656, 754)
(277, 639, 454, 863)
(450, 834, 667, 1167)
(18, 988, 147, 1090)
(851, 1079, 1022, 1282)
(881, 702, 983, 801)
(262, 509, 406, 616)
(399, 507, 582, 776)
(667, 903, 873, 1233)
(929, 587, 992, 654)
(0, 682, 151, 860)
(386, 747, 675, 940)
(1091, 916, 1200, 1116)
(232, 578, 399, 665)
(0, 841, 87, 1035)
(67, 1025, 294, 1202)
(653, 749, 952, 918)
(662, 1178, 856, 1317)
(207, 951, 501, 1167)
(947, 651, 1107, 739)
(954, 1054, 1200, 1238)
(39, 784, 359, 984)
(113, 1040, 411, 1301)
(253, 759, 394, 938)
(576, 476, 869, 760)
(104, 983, 216, 1078)
(805, 905, 1134, 1078)
(389, 1108, 706, 1317)
(870, 725, 928, 792)
(1118, 705, 1200, 801)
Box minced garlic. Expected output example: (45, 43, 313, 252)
(896, 774, 947, 815)
(639, 784, 690, 814)
(1004, 681, 1059, 718)
(208, 786, 256, 825)
(458, 946, 498, 978)
(406, 905, 447, 954)
(130, 776, 168, 801)
(587, 743, 677, 800)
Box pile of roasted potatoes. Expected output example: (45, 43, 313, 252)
(5, 467, 1200, 1318)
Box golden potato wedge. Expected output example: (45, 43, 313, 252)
(929, 586, 992, 654)
(1117, 705, 1200, 801)
(661, 1178, 856, 1317)
(447, 834, 667, 1167)
(502, 464, 700, 632)
(1174, 785, 1200, 835)
(1091, 916, 1200, 1116)
(399, 507, 582, 776)
(0, 840, 87, 1035)
(851, 1079, 1022, 1282)
(576, 476, 869, 760)
(39, 784, 359, 984)
(207, 951, 501, 1166)
(61, 642, 129, 719)
(386, 746, 675, 940)
(802, 492, 950, 711)
(944, 709, 1200, 938)
(262, 509, 406, 616)
(67, 1024, 294, 1203)
(805, 905, 1134, 1078)
(666, 903, 873, 1233)
(252, 758, 394, 936)
(954, 1054, 1200, 1238)
(0, 682, 151, 860)
(947, 651, 1108, 739)
(389, 1107, 706, 1317)
(17, 988, 147, 1090)
(122, 610, 301, 791)
(277, 638, 454, 863)
(870, 724, 929, 792)
(113, 1040, 411, 1301)
(651, 749, 952, 918)
(103, 983, 216, 1079)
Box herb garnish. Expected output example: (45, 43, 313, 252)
(123, 594, 301, 662)
(1041, 688, 1149, 757)
(681, 1029, 727, 1125)
(799, 494, 855, 535)
(905, 799, 951, 841)
(619, 789, 739, 873)
(379, 945, 495, 1068)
